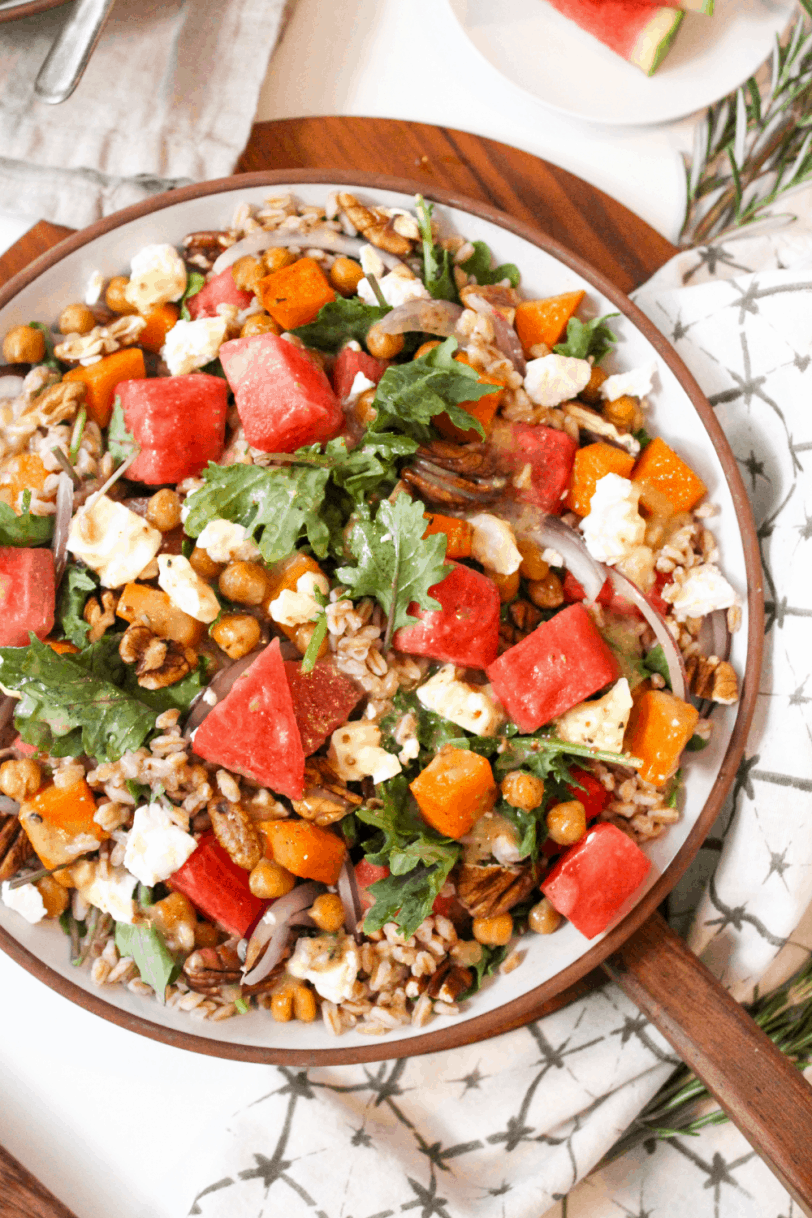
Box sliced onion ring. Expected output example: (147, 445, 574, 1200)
(374, 299, 462, 337)
(605, 567, 687, 701)
(493, 502, 605, 603)
(461, 291, 526, 375)
(183, 649, 262, 738)
(337, 857, 365, 940)
(211, 227, 404, 276)
(242, 881, 323, 986)
(52, 471, 74, 586)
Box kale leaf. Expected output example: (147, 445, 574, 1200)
(107, 396, 139, 464)
(415, 196, 458, 302)
(57, 564, 99, 649)
(371, 337, 494, 444)
(114, 922, 180, 1002)
(0, 498, 54, 547)
(335, 494, 450, 635)
(553, 313, 619, 364)
(179, 271, 206, 321)
(0, 635, 157, 762)
(291, 298, 391, 352)
(458, 241, 520, 288)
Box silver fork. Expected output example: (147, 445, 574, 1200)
(34, 0, 117, 105)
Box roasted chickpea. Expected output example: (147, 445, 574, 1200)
(602, 394, 638, 430)
(58, 303, 96, 335)
(528, 898, 561, 935)
(146, 488, 182, 532)
(2, 324, 46, 365)
(489, 568, 520, 603)
(517, 538, 549, 582)
(578, 364, 608, 406)
(248, 858, 296, 899)
(291, 620, 329, 660)
(501, 769, 545, 812)
(0, 758, 42, 802)
(104, 276, 137, 314)
(291, 983, 317, 1022)
(271, 989, 293, 1022)
(309, 892, 345, 933)
(526, 571, 564, 609)
(189, 545, 224, 582)
(150, 891, 197, 953)
(240, 312, 281, 339)
(262, 248, 298, 274)
(211, 613, 261, 660)
(414, 340, 441, 360)
(353, 387, 377, 427)
(329, 256, 364, 297)
(219, 560, 270, 606)
(450, 939, 483, 968)
(366, 323, 404, 360)
(472, 913, 514, 947)
(546, 799, 586, 846)
(36, 875, 69, 919)
(231, 255, 264, 294)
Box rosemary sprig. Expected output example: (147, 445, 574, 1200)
(681, 0, 812, 246)
(602, 954, 812, 1165)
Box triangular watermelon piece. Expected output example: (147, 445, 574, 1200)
(625, 0, 712, 10)
(544, 0, 684, 74)
(284, 660, 365, 756)
(193, 638, 305, 799)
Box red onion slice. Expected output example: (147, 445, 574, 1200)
(494, 502, 605, 603)
(697, 608, 731, 664)
(183, 649, 263, 738)
(52, 471, 74, 586)
(374, 299, 462, 337)
(605, 567, 687, 700)
(211, 227, 405, 276)
(337, 857, 365, 940)
(461, 292, 526, 376)
(242, 881, 323, 985)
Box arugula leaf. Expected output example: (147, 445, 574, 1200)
(457, 943, 508, 1001)
(179, 271, 206, 322)
(335, 495, 450, 639)
(183, 461, 332, 562)
(495, 732, 639, 784)
(382, 689, 499, 761)
(363, 857, 458, 940)
(124, 656, 210, 715)
(686, 734, 710, 752)
(553, 313, 619, 364)
(499, 799, 546, 861)
(371, 337, 494, 443)
(641, 643, 672, 690)
(0, 499, 53, 547)
(415, 196, 458, 302)
(291, 298, 391, 352)
(459, 241, 520, 288)
(634, 427, 653, 451)
(107, 396, 139, 464)
(28, 322, 61, 371)
(326, 433, 419, 502)
(114, 922, 180, 1002)
(0, 635, 157, 762)
(57, 564, 99, 649)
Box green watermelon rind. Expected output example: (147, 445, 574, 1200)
(631, 8, 685, 75)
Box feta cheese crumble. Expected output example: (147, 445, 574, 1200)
(416, 665, 505, 737)
(196, 519, 261, 564)
(342, 371, 376, 407)
(358, 268, 430, 308)
(1, 879, 46, 924)
(125, 243, 187, 313)
(580, 474, 646, 565)
(600, 363, 657, 402)
(162, 316, 227, 377)
(467, 513, 522, 576)
(287, 932, 360, 1004)
(67, 495, 162, 588)
(157, 554, 220, 623)
(555, 678, 633, 755)
(328, 721, 402, 785)
(269, 570, 329, 629)
(524, 354, 592, 408)
(662, 563, 738, 622)
(123, 803, 197, 887)
(70, 859, 138, 924)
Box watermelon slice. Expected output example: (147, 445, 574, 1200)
(283, 659, 364, 756)
(491, 420, 578, 514)
(187, 268, 253, 320)
(0, 547, 55, 646)
(117, 374, 228, 485)
(393, 561, 501, 670)
(192, 638, 305, 799)
(332, 347, 388, 401)
(544, 0, 684, 74)
(625, 0, 711, 10)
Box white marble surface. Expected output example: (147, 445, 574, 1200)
(0, 3, 772, 1216)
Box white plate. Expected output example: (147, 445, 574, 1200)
(445, 0, 794, 126)
(0, 177, 756, 1062)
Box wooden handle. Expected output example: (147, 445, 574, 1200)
(0, 1142, 78, 1218)
(604, 911, 812, 1216)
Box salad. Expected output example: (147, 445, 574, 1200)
(0, 190, 740, 1036)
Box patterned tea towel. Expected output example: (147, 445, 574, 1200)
(182, 216, 812, 1218)
(0, 0, 288, 228)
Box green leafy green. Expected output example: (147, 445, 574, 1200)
(363, 859, 458, 940)
(553, 313, 619, 364)
(114, 922, 180, 1002)
(381, 688, 499, 761)
(641, 643, 672, 690)
(634, 427, 653, 451)
(686, 734, 710, 752)
(415, 196, 458, 302)
(107, 396, 139, 464)
(0, 635, 157, 762)
(28, 322, 61, 371)
(371, 337, 494, 443)
(179, 271, 206, 321)
(183, 460, 333, 562)
(234, 996, 250, 1015)
(496, 732, 639, 784)
(457, 944, 509, 1001)
(0, 498, 53, 546)
(124, 657, 210, 715)
(459, 241, 520, 288)
(326, 433, 419, 502)
(499, 799, 547, 861)
(57, 564, 99, 649)
(335, 494, 450, 640)
(291, 298, 390, 352)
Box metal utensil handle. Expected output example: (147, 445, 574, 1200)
(34, 0, 117, 105)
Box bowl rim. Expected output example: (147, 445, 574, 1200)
(0, 168, 764, 1065)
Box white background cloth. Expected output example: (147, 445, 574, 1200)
(0, 3, 810, 1217)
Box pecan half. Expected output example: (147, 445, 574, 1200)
(686, 654, 739, 705)
(183, 230, 231, 271)
(291, 756, 363, 826)
(83, 590, 119, 644)
(0, 815, 31, 882)
(208, 797, 262, 870)
(183, 943, 242, 994)
(119, 624, 197, 689)
(456, 862, 537, 920)
(426, 962, 473, 1003)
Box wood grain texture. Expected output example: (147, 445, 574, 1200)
(0, 1143, 78, 1218)
(606, 913, 812, 1218)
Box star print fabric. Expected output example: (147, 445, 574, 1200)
(185, 229, 812, 1218)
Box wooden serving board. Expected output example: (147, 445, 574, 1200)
(0, 117, 678, 1218)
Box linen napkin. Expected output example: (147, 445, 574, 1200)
(0, 0, 289, 229)
(182, 218, 812, 1218)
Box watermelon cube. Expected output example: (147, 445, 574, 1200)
(283, 659, 364, 756)
(486, 602, 620, 732)
(169, 832, 268, 938)
(187, 268, 254, 320)
(393, 561, 500, 670)
(0, 547, 55, 646)
(118, 374, 228, 485)
(492, 421, 577, 514)
(219, 332, 343, 453)
(332, 347, 388, 401)
(541, 823, 651, 939)
(192, 638, 305, 799)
